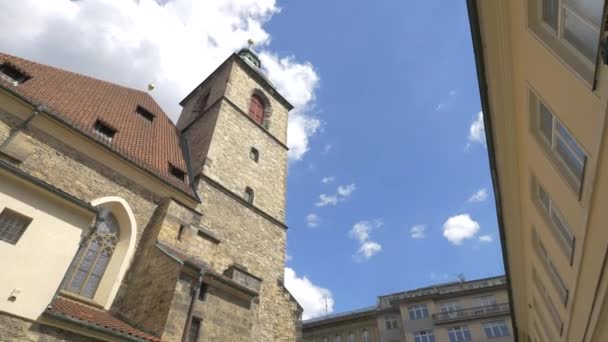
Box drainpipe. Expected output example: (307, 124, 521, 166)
(181, 265, 204, 342)
(15, 104, 46, 130)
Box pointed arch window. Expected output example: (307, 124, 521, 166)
(248, 94, 265, 125)
(63, 212, 119, 298)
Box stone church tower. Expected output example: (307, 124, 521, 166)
(0, 48, 301, 341)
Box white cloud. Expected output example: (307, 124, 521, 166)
(315, 194, 338, 207)
(467, 188, 488, 203)
(435, 89, 457, 112)
(321, 176, 334, 184)
(337, 183, 356, 198)
(0, 0, 320, 161)
(349, 220, 383, 261)
(284, 267, 334, 320)
(410, 224, 427, 239)
(467, 111, 486, 146)
(479, 234, 493, 243)
(442, 214, 481, 245)
(306, 213, 320, 228)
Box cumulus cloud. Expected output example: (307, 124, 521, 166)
(467, 188, 488, 203)
(442, 214, 481, 245)
(478, 234, 493, 243)
(467, 111, 486, 146)
(306, 213, 320, 228)
(410, 224, 427, 239)
(349, 220, 383, 261)
(321, 176, 335, 184)
(284, 267, 334, 320)
(0, 0, 320, 160)
(315, 183, 356, 207)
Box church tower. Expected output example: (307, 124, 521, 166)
(174, 47, 301, 341)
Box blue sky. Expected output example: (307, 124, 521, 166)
(268, 0, 504, 316)
(0, 0, 504, 320)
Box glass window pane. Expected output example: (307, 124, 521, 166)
(565, 0, 604, 27)
(564, 8, 600, 61)
(556, 122, 586, 161)
(556, 137, 585, 180)
(537, 184, 551, 211)
(539, 103, 554, 142)
(550, 207, 574, 246)
(543, 0, 560, 30)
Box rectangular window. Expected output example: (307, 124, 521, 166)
(473, 295, 496, 307)
(448, 326, 472, 342)
(533, 94, 586, 193)
(441, 302, 464, 318)
(408, 304, 429, 320)
(0, 63, 30, 85)
(0, 208, 32, 245)
(532, 228, 570, 305)
(414, 330, 436, 342)
(483, 321, 510, 337)
(198, 283, 208, 301)
(384, 314, 399, 329)
(244, 187, 254, 204)
(533, 269, 564, 335)
(532, 176, 575, 261)
(93, 120, 116, 144)
(169, 163, 186, 181)
(186, 317, 201, 342)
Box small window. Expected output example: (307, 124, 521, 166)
(250, 147, 259, 162)
(0, 63, 30, 85)
(384, 314, 399, 329)
(483, 321, 510, 338)
(198, 283, 208, 301)
(414, 330, 436, 342)
(334, 336, 342, 342)
(441, 302, 464, 317)
(244, 187, 254, 204)
(169, 163, 186, 181)
(93, 120, 116, 144)
(0, 208, 32, 245)
(408, 304, 429, 320)
(177, 224, 186, 241)
(347, 333, 355, 342)
(448, 326, 472, 342)
(532, 228, 569, 304)
(248, 94, 265, 125)
(187, 317, 202, 342)
(533, 269, 563, 334)
(135, 106, 155, 122)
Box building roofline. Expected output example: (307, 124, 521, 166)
(302, 306, 377, 328)
(379, 275, 506, 300)
(465, 0, 519, 340)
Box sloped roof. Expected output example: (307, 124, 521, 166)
(47, 296, 161, 342)
(0, 52, 196, 197)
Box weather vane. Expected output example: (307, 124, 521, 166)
(247, 39, 254, 48)
(147, 82, 155, 92)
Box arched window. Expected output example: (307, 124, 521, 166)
(63, 211, 119, 298)
(362, 330, 370, 342)
(248, 94, 265, 125)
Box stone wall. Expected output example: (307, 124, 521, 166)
(0, 314, 100, 342)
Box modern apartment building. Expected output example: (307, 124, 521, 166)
(468, 0, 608, 341)
(303, 276, 513, 342)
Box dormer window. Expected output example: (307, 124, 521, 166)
(0, 63, 30, 85)
(248, 95, 265, 125)
(135, 106, 155, 122)
(169, 163, 186, 181)
(93, 120, 116, 144)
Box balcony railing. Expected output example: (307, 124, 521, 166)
(432, 303, 510, 324)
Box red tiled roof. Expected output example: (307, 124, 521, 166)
(0, 52, 196, 197)
(47, 296, 161, 342)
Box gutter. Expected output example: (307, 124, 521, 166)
(465, 0, 520, 340)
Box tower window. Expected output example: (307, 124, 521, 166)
(0, 208, 32, 245)
(177, 224, 186, 241)
(248, 94, 265, 125)
(186, 317, 202, 342)
(0, 63, 30, 85)
(244, 187, 254, 204)
(93, 120, 116, 144)
(198, 283, 209, 301)
(250, 147, 259, 162)
(135, 106, 155, 122)
(169, 163, 186, 181)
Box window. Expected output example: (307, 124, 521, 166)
(348, 333, 355, 342)
(62, 212, 119, 298)
(408, 304, 429, 320)
(533, 269, 564, 334)
(441, 302, 464, 317)
(532, 228, 570, 304)
(250, 147, 259, 162)
(474, 295, 496, 307)
(177, 224, 186, 241)
(448, 326, 472, 342)
(169, 163, 186, 181)
(362, 330, 370, 342)
(334, 335, 342, 342)
(532, 176, 575, 260)
(322, 337, 328, 342)
(414, 330, 436, 342)
(484, 321, 510, 337)
(0, 208, 32, 245)
(0, 63, 30, 85)
(541, 0, 603, 62)
(187, 317, 201, 342)
(93, 120, 116, 144)
(244, 187, 254, 204)
(248, 94, 265, 125)
(198, 283, 208, 301)
(135, 106, 155, 122)
(385, 314, 399, 329)
(534, 97, 586, 193)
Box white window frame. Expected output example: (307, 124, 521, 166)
(440, 302, 464, 318)
(414, 330, 436, 342)
(447, 326, 472, 342)
(473, 295, 496, 307)
(408, 304, 429, 320)
(483, 321, 510, 337)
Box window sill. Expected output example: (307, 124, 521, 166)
(57, 290, 104, 309)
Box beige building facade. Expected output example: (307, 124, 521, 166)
(468, 0, 608, 341)
(0, 47, 301, 341)
(303, 276, 513, 342)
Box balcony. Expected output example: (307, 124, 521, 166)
(432, 303, 510, 324)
